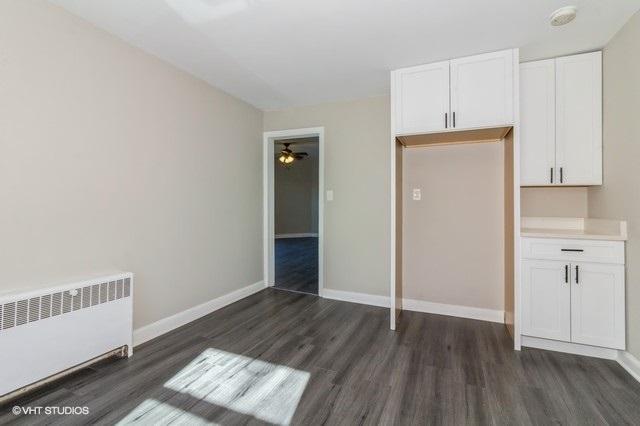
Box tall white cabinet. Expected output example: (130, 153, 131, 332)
(520, 51, 602, 186)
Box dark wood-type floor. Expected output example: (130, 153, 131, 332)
(275, 237, 318, 295)
(2, 289, 640, 425)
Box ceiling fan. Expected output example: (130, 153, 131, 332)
(276, 142, 308, 166)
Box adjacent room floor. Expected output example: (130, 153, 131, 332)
(274, 237, 318, 295)
(3, 289, 639, 425)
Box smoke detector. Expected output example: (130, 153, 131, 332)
(550, 6, 578, 26)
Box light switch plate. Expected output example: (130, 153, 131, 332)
(412, 188, 421, 201)
(326, 190, 334, 201)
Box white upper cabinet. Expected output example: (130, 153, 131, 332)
(520, 59, 556, 186)
(393, 61, 450, 135)
(556, 52, 603, 185)
(392, 49, 515, 136)
(450, 50, 514, 129)
(520, 51, 602, 186)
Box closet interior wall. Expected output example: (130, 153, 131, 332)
(401, 140, 506, 313)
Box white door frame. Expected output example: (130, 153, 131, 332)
(263, 127, 325, 295)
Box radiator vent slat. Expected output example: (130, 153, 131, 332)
(82, 287, 91, 309)
(41, 294, 52, 319)
(116, 280, 123, 300)
(91, 285, 100, 306)
(0, 275, 131, 333)
(16, 300, 29, 326)
(108, 281, 116, 302)
(72, 289, 82, 311)
(100, 283, 108, 304)
(3, 303, 15, 329)
(28, 298, 41, 323)
(62, 292, 72, 314)
(51, 292, 62, 317)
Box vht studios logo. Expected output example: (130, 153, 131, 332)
(13, 406, 90, 416)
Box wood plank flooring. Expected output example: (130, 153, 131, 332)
(2, 288, 640, 425)
(275, 237, 318, 294)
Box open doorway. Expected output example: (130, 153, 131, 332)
(263, 128, 324, 296)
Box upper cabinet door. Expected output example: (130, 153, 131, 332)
(571, 263, 625, 349)
(555, 52, 602, 185)
(450, 50, 514, 129)
(520, 60, 556, 186)
(393, 61, 450, 135)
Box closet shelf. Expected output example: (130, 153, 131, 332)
(397, 125, 512, 148)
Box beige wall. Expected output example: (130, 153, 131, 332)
(274, 140, 319, 235)
(0, 1, 263, 329)
(520, 187, 589, 217)
(264, 97, 390, 296)
(588, 11, 640, 359)
(403, 142, 505, 311)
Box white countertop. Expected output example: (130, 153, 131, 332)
(521, 217, 627, 241)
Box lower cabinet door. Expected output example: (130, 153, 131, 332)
(521, 260, 571, 341)
(571, 263, 625, 349)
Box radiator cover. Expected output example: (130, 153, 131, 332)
(0, 272, 133, 397)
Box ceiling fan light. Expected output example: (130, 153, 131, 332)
(285, 155, 294, 164)
(279, 155, 287, 163)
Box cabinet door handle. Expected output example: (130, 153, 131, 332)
(565, 265, 569, 283)
(550, 167, 554, 184)
(445, 113, 448, 129)
(575, 265, 579, 284)
(561, 249, 584, 252)
(560, 167, 564, 184)
(452, 111, 456, 128)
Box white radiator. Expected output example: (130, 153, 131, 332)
(0, 272, 133, 398)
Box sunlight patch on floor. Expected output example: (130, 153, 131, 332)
(161, 348, 310, 425)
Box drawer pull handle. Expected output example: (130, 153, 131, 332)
(561, 249, 584, 252)
(565, 265, 569, 283)
(575, 265, 579, 284)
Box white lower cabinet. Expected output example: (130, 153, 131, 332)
(522, 260, 571, 342)
(521, 238, 625, 350)
(570, 262, 625, 349)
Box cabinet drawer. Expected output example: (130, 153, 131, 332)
(522, 238, 624, 264)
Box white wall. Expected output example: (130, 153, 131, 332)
(0, 0, 263, 329)
(588, 11, 640, 360)
(403, 143, 505, 311)
(264, 97, 390, 297)
(274, 140, 319, 235)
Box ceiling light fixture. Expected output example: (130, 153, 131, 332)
(550, 6, 578, 26)
(276, 143, 308, 168)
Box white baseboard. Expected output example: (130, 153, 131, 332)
(133, 281, 265, 346)
(275, 233, 318, 239)
(402, 298, 504, 324)
(321, 289, 389, 308)
(320, 290, 504, 324)
(521, 336, 618, 360)
(618, 350, 640, 383)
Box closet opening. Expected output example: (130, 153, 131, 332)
(391, 127, 519, 349)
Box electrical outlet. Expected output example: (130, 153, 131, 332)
(326, 190, 334, 201)
(412, 188, 421, 201)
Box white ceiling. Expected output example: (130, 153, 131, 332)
(51, 0, 640, 110)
